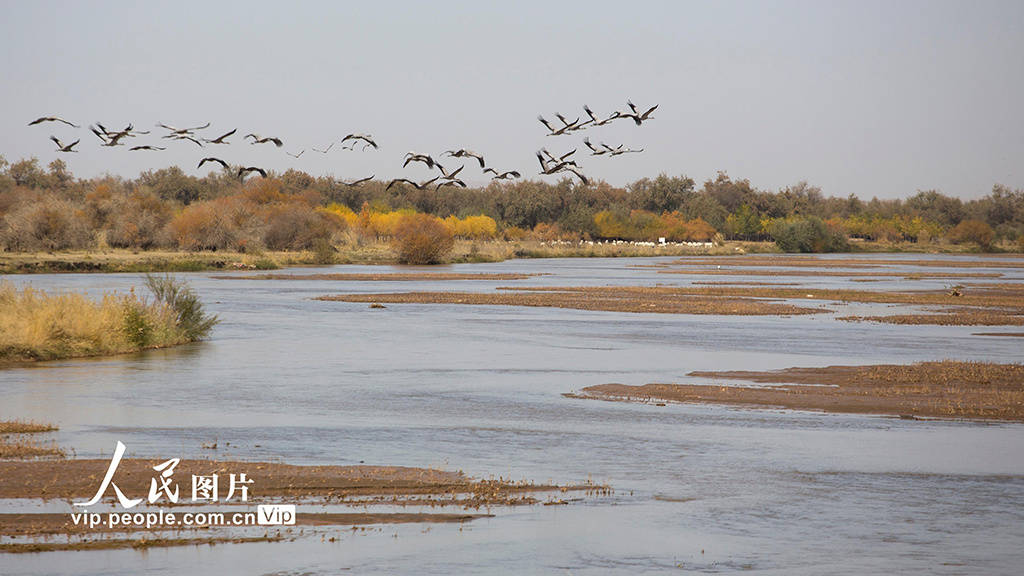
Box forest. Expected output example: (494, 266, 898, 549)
(1, 155, 1022, 260)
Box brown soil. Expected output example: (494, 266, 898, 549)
(571, 361, 1024, 421)
(317, 286, 826, 316)
(0, 459, 553, 504)
(661, 256, 1024, 269)
(212, 272, 540, 281)
(691, 281, 801, 286)
(839, 313, 1024, 326)
(0, 535, 284, 554)
(0, 511, 488, 537)
(972, 332, 1024, 337)
(656, 268, 1002, 279)
(586, 284, 1024, 311)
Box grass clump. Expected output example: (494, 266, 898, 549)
(0, 275, 218, 365)
(0, 420, 64, 459)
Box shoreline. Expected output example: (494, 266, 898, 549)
(567, 361, 1024, 422)
(2, 241, 1019, 274)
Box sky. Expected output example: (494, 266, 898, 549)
(1, 0, 1021, 199)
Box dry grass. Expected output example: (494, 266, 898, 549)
(0, 420, 56, 434)
(572, 361, 1024, 421)
(317, 285, 827, 316)
(0, 279, 209, 365)
(0, 420, 64, 459)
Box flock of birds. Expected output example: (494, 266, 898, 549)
(27, 99, 656, 189)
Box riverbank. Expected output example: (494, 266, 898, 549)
(567, 361, 1024, 421)
(3, 240, 1016, 274)
(0, 275, 216, 366)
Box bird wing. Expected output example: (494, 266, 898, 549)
(50, 135, 62, 146)
(642, 104, 658, 118)
(626, 100, 638, 114)
(270, 138, 283, 147)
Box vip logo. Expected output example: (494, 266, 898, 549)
(257, 504, 296, 525)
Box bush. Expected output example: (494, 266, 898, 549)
(144, 274, 219, 340)
(769, 216, 849, 253)
(262, 204, 340, 250)
(166, 201, 240, 251)
(392, 213, 454, 264)
(948, 219, 995, 250)
(0, 197, 92, 251)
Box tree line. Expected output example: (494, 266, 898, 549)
(1, 156, 1022, 254)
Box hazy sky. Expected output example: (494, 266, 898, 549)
(1, 0, 1021, 199)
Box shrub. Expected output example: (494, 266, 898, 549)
(391, 213, 454, 264)
(144, 274, 219, 340)
(769, 216, 849, 253)
(948, 219, 995, 250)
(262, 204, 339, 250)
(0, 197, 91, 251)
(166, 202, 240, 251)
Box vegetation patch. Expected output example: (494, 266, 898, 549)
(0, 274, 217, 366)
(570, 361, 1024, 421)
(317, 286, 827, 316)
(0, 420, 63, 459)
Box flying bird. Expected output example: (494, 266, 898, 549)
(198, 157, 230, 170)
(341, 133, 378, 150)
(537, 115, 576, 136)
(312, 142, 335, 154)
(618, 100, 658, 125)
(30, 116, 79, 128)
(49, 136, 79, 152)
(339, 175, 374, 186)
(603, 142, 643, 156)
(158, 122, 211, 136)
(583, 105, 620, 127)
(438, 164, 464, 179)
(286, 149, 305, 158)
(540, 148, 578, 167)
(536, 150, 588, 185)
(90, 124, 128, 146)
(583, 137, 609, 155)
(170, 134, 204, 147)
(483, 168, 520, 180)
(403, 152, 443, 171)
(555, 113, 585, 132)
(203, 128, 237, 144)
(238, 166, 268, 179)
(436, 179, 467, 191)
(245, 134, 284, 147)
(386, 176, 440, 191)
(130, 145, 166, 151)
(443, 149, 486, 168)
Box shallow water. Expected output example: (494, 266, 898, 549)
(2, 255, 1023, 574)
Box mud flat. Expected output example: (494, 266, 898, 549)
(0, 459, 559, 502)
(567, 361, 1024, 421)
(0, 458, 599, 553)
(658, 256, 1024, 269)
(655, 268, 1003, 279)
(212, 272, 540, 281)
(317, 286, 826, 316)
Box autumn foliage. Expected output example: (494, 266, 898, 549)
(391, 213, 455, 264)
